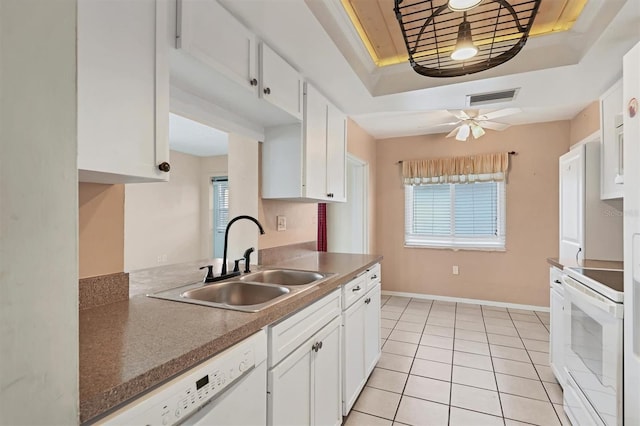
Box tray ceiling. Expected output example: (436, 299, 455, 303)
(342, 0, 588, 67)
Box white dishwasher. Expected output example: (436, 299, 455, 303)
(98, 330, 267, 426)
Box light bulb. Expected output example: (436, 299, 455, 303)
(451, 18, 478, 61)
(470, 122, 485, 139)
(448, 0, 483, 12)
(456, 124, 471, 141)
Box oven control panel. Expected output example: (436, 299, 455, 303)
(99, 330, 267, 426)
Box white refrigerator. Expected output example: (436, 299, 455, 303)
(623, 41, 640, 426)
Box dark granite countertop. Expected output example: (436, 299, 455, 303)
(79, 252, 382, 423)
(546, 257, 623, 271)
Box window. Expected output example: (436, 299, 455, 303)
(405, 181, 505, 250)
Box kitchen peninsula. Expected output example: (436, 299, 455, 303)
(80, 252, 381, 423)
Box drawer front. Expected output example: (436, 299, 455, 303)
(365, 263, 381, 292)
(268, 290, 341, 367)
(342, 274, 367, 309)
(549, 266, 563, 288)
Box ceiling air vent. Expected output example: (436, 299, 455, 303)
(466, 88, 520, 107)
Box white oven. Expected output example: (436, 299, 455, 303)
(563, 269, 624, 426)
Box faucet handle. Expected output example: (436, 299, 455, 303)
(199, 265, 215, 283)
(243, 247, 255, 273)
(233, 258, 244, 273)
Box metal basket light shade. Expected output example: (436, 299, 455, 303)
(394, 0, 541, 77)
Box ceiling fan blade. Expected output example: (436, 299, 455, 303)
(446, 126, 461, 138)
(434, 121, 463, 127)
(470, 122, 485, 139)
(465, 109, 480, 119)
(480, 121, 510, 131)
(455, 124, 470, 141)
(480, 107, 522, 121)
(447, 110, 469, 120)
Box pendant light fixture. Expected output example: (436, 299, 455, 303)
(450, 14, 478, 61)
(448, 0, 483, 12)
(394, 0, 541, 78)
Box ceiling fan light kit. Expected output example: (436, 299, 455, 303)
(394, 0, 541, 77)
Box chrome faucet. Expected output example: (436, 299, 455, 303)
(221, 215, 265, 276)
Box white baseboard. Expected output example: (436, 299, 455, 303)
(381, 290, 550, 312)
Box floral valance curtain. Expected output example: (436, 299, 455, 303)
(402, 152, 509, 185)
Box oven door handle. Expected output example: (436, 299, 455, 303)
(563, 276, 624, 319)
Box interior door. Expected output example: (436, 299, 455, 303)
(559, 146, 585, 261)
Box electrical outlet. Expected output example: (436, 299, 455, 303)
(453, 265, 459, 275)
(277, 215, 287, 231)
(157, 255, 162, 264)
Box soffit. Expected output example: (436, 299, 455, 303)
(343, 0, 588, 67)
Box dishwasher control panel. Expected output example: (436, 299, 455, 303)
(98, 330, 267, 426)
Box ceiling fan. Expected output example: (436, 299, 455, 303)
(442, 108, 521, 141)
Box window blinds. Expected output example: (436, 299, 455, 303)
(405, 182, 505, 249)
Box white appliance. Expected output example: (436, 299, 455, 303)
(97, 330, 268, 426)
(623, 41, 640, 426)
(563, 268, 624, 426)
(549, 267, 566, 386)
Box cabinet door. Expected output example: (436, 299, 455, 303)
(78, 0, 169, 183)
(550, 287, 566, 386)
(342, 299, 365, 415)
(600, 80, 624, 199)
(268, 342, 312, 426)
(312, 318, 342, 426)
(178, 0, 257, 95)
(260, 43, 303, 120)
(326, 102, 347, 202)
(304, 84, 328, 200)
(559, 146, 585, 261)
(364, 283, 381, 376)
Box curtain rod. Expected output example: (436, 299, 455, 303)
(396, 151, 517, 164)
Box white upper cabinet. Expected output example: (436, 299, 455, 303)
(260, 43, 303, 120)
(78, 0, 169, 183)
(600, 79, 624, 199)
(326, 102, 347, 202)
(262, 82, 347, 202)
(175, 0, 302, 124)
(177, 0, 258, 95)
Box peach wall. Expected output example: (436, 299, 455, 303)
(346, 119, 378, 253)
(376, 121, 571, 307)
(570, 101, 600, 145)
(79, 183, 124, 278)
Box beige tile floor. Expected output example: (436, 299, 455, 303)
(344, 296, 571, 426)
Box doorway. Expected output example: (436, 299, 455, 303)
(327, 155, 369, 254)
(212, 177, 229, 258)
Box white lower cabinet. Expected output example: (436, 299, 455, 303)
(267, 290, 342, 426)
(342, 263, 382, 415)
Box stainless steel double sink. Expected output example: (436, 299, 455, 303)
(148, 269, 332, 312)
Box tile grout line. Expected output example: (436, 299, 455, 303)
(507, 308, 563, 426)
(481, 305, 507, 425)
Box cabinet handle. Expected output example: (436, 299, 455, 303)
(249, 78, 258, 86)
(370, 275, 378, 280)
(352, 286, 361, 292)
(365, 298, 371, 304)
(312, 341, 323, 352)
(263, 87, 271, 95)
(554, 280, 561, 284)
(158, 162, 171, 172)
